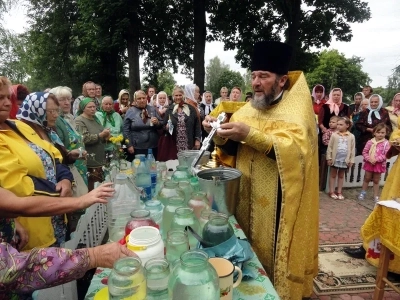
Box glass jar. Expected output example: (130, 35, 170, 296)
(157, 180, 185, 206)
(190, 177, 200, 192)
(202, 213, 234, 247)
(171, 207, 200, 249)
(144, 258, 170, 300)
(157, 162, 168, 181)
(198, 209, 217, 233)
(188, 191, 210, 219)
(178, 180, 193, 203)
(125, 210, 158, 236)
(168, 250, 219, 300)
(161, 197, 186, 241)
(166, 229, 189, 266)
(127, 226, 164, 266)
(171, 165, 192, 182)
(108, 257, 146, 299)
(145, 200, 163, 227)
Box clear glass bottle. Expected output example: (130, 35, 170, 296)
(144, 258, 170, 300)
(125, 209, 158, 236)
(171, 165, 192, 182)
(171, 207, 200, 249)
(202, 213, 234, 247)
(178, 180, 193, 203)
(188, 191, 210, 219)
(108, 257, 146, 299)
(166, 229, 189, 267)
(145, 200, 163, 228)
(157, 180, 185, 206)
(168, 250, 219, 300)
(161, 197, 185, 241)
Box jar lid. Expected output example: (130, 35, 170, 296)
(129, 226, 161, 248)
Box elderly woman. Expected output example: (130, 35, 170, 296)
(229, 86, 242, 102)
(0, 79, 73, 252)
(164, 86, 202, 154)
(155, 91, 169, 118)
(0, 184, 135, 299)
(318, 88, 349, 134)
(385, 93, 400, 130)
(96, 95, 123, 156)
(75, 98, 111, 191)
(311, 84, 326, 115)
(114, 89, 131, 119)
(199, 91, 215, 120)
(356, 94, 392, 155)
(123, 90, 162, 161)
(16, 92, 84, 247)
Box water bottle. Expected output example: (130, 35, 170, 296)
(136, 156, 152, 201)
(147, 149, 157, 197)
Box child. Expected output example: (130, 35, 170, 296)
(322, 116, 339, 146)
(326, 117, 355, 200)
(358, 123, 390, 201)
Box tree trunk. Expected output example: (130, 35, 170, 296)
(99, 50, 119, 97)
(284, 0, 301, 70)
(126, 5, 141, 96)
(193, 0, 207, 92)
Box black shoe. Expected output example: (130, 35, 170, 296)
(343, 246, 366, 259)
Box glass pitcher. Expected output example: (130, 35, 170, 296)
(168, 249, 219, 300)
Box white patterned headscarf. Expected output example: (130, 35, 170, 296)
(201, 91, 214, 115)
(184, 84, 197, 101)
(156, 91, 168, 109)
(367, 94, 383, 124)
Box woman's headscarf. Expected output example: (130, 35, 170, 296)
(326, 88, 343, 116)
(184, 84, 197, 101)
(77, 97, 101, 124)
(353, 92, 365, 112)
(390, 93, 400, 114)
(311, 84, 325, 104)
(118, 89, 130, 104)
(367, 94, 384, 124)
(100, 96, 116, 127)
(133, 90, 150, 124)
(201, 91, 214, 115)
(16, 92, 64, 146)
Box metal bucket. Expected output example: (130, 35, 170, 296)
(196, 167, 242, 216)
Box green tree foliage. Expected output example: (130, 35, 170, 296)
(205, 56, 229, 95)
(142, 70, 177, 96)
(305, 49, 370, 102)
(209, 0, 371, 71)
(0, 29, 30, 83)
(216, 70, 245, 96)
(385, 66, 400, 104)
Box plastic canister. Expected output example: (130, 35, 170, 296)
(127, 226, 164, 266)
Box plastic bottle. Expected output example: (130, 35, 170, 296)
(147, 149, 157, 197)
(107, 173, 140, 242)
(135, 156, 152, 201)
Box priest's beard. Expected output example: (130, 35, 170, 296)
(251, 81, 279, 110)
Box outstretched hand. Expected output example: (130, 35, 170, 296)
(78, 182, 115, 209)
(88, 242, 137, 269)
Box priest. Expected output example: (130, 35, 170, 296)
(203, 41, 319, 299)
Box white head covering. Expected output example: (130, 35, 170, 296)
(367, 94, 383, 124)
(353, 92, 365, 112)
(201, 91, 214, 115)
(156, 91, 168, 109)
(184, 84, 197, 101)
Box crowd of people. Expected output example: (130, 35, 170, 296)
(0, 38, 399, 299)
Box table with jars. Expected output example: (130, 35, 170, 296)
(84, 156, 280, 299)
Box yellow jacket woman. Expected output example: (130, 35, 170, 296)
(0, 119, 73, 250)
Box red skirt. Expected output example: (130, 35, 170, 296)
(157, 133, 177, 161)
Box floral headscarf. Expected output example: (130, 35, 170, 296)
(312, 84, 325, 104)
(16, 92, 64, 146)
(201, 91, 214, 115)
(367, 94, 383, 124)
(326, 88, 343, 116)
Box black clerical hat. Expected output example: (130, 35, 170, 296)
(251, 41, 293, 74)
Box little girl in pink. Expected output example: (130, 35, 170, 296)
(358, 123, 390, 202)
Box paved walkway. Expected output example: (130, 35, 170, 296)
(311, 188, 400, 300)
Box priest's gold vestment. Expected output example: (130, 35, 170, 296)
(215, 72, 319, 299)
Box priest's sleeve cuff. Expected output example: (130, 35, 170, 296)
(243, 127, 274, 155)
